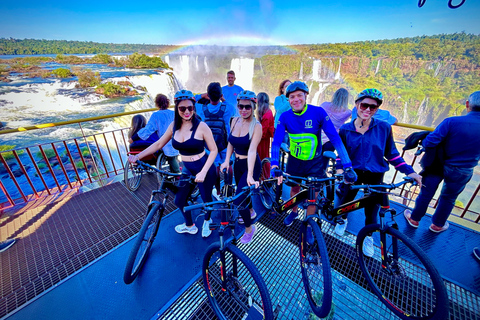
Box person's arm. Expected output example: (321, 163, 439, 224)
(220, 118, 237, 172)
(128, 123, 173, 163)
(137, 114, 157, 140)
(247, 123, 262, 188)
(422, 120, 449, 148)
(196, 122, 218, 183)
(270, 114, 286, 167)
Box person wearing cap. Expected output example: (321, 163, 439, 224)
(270, 81, 357, 241)
(129, 89, 218, 236)
(220, 90, 262, 244)
(334, 88, 422, 257)
(405, 90, 480, 233)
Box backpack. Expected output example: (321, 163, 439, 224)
(203, 103, 228, 151)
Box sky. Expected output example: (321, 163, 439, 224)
(0, 0, 478, 46)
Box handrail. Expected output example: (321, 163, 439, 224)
(394, 122, 434, 132)
(0, 108, 158, 135)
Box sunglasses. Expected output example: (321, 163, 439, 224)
(178, 106, 194, 113)
(359, 102, 379, 111)
(238, 104, 252, 110)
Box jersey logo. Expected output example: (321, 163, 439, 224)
(325, 116, 330, 121)
(305, 120, 313, 129)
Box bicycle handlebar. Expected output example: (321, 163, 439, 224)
(349, 177, 417, 191)
(183, 185, 256, 212)
(136, 160, 195, 181)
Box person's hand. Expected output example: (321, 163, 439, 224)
(220, 161, 229, 173)
(270, 165, 283, 185)
(196, 171, 207, 183)
(247, 175, 259, 188)
(343, 167, 357, 184)
(408, 172, 422, 188)
(128, 154, 140, 164)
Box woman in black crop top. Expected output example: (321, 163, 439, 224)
(220, 90, 262, 244)
(129, 90, 218, 236)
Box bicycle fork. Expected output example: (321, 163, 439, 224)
(379, 207, 399, 273)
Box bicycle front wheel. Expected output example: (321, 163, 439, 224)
(299, 217, 333, 318)
(356, 224, 449, 320)
(203, 242, 273, 320)
(124, 159, 143, 191)
(124, 203, 163, 284)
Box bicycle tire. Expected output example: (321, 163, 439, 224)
(124, 159, 143, 191)
(260, 158, 271, 181)
(202, 242, 274, 320)
(156, 153, 170, 186)
(356, 224, 449, 320)
(124, 202, 163, 284)
(299, 217, 333, 318)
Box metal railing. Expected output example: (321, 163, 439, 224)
(0, 112, 478, 223)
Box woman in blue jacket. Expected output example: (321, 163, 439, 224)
(335, 89, 422, 257)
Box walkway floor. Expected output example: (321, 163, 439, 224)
(0, 174, 479, 319)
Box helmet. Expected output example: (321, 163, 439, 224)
(174, 89, 196, 103)
(355, 88, 383, 106)
(285, 81, 309, 97)
(237, 90, 257, 103)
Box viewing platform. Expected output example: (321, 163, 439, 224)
(1, 172, 479, 320)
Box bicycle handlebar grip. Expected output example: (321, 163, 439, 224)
(273, 168, 283, 178)
(343, 167, 358, 184)
(183, 203, 205, 212)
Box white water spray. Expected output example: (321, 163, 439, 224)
(230, 58, 255, 90)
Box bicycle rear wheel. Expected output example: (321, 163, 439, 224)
(203, 242, 273, 320)
(299, 217, 333, 318)
(356, 224, 449, 320)
(260, 158, 271, 181)
(124, 203, 163, 284)
(124, 159, 143, 191)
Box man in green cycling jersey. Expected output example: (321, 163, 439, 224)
(270, 81, 357, 230)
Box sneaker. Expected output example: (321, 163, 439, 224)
(334, 219, 348, 236)
(238, 211, 257, 224)
(306, 226, 314, 245)
(283, 211, 298, 227)
(175, 223, 198, 235)
(473, 247, 480, 262)
(363, 236, 374, 257)
(403, 209, 419, 228)
(429, 221, 450, 233)
(0, 239, 16, 253)
(202, 219, 213, 238)
(240, 225, 257, 244)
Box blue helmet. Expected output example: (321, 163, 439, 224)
(355, 88, 383, 106)
(174, 89, 196, 103)
(237, 90, 257, 103)
(285, 81, 309, 97)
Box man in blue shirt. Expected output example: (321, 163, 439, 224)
(195, 82, 236, 166)
(405, 91, 480, 233)
(222, 70, 243, 109)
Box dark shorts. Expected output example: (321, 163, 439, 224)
(286, 156, 325, 186)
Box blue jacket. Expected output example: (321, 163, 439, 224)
(338, 118, 414, 175)
(422, 111, 480, 168)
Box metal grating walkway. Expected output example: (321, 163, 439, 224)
(158, 208, 480, 320)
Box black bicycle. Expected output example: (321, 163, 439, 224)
(123, 160, 198, 284)
(124, 149, 170, 191)
(260, 152, 449, 320)
(184, 186, 274, 320)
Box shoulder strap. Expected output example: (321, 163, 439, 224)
(217, 103, 227, 117)
(202, 103, 210, 117)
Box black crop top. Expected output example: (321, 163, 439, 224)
(228, 118, 251, 156)
(172, 122, 205, 156)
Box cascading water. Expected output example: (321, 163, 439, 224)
(178, 55, 190, 86)
(311, 83, 330, 106)
(335, 58, 342, 80)
(230, 58, 255, 90)
(203, 56, 209, 74)
(299, 62, 304, 80)
(312, 60, 321, 81)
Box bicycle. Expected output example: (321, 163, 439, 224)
(260, 152, 449, 320)
(123, 160, 198, 284)
(124, 148, 170, 191)
(260, 144, 289, 181)
(184, 185, 274, 320)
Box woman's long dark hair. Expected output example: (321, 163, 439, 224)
(278, 79, 291, 96)
(256, 92, 270, 123)
(128, 114, 147, 139)
(173, 99, 200, 133)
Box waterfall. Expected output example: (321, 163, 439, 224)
(416, 97, 429, 125)
(299, 62, 304, 80)
(204, 56, 209, 74)
(230, 58, 255, 90)
(375, 59, 381, 75)
(402, 101, 408, 123)
(195, 56, 199, 71)
(312, 60, 321, 81)
(165, 55, 170, 66)
(434, 62, 442, 77)
(311, 83, 330, 106)
(178, 55, 190, 86)
(335, 58, 342, 80)
(125, 72, 181, 102)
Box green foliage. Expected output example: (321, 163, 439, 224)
(75, 161, 85, 169)
(96, 82, 127, 97)
(55, 54, 84, 64)
(123, 53, 169, 69)
(74, 68, 101, 88)
(37, 163, 47, 170)
(36, 148, 56, 159)
(90, 53, 113, 64)
(0, 145, 24, 160)
(50, 68, 73, 78)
